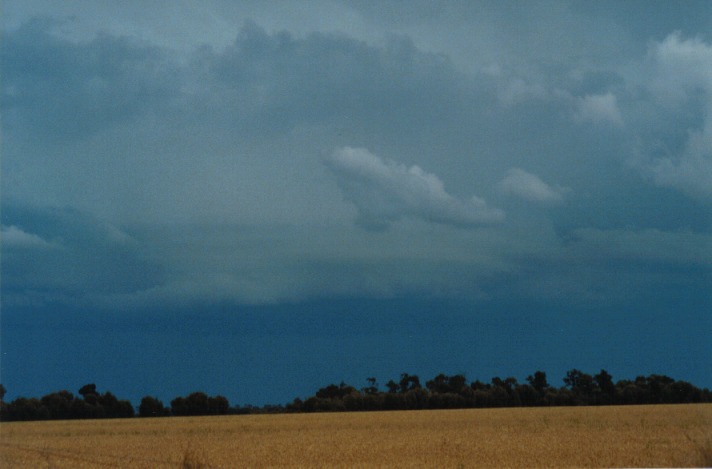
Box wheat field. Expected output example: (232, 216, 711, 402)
(1, 404, 710, 468)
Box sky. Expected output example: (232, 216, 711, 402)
(1, 1, 711, 406)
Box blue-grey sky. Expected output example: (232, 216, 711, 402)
(2, 1, 711, 405)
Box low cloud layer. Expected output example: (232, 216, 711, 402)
(498, 168, 568, 204)
(325, 147, 504, 229)
(1, 4, 710, 314)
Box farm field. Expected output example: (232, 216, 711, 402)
(1, 404, 710, 468)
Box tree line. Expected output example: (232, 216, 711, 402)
(0, 383, 231, 421)
(1, 369, 710, 421)
(288, 369, 711, 413)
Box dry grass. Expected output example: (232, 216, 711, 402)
(1, 404, 710, 468)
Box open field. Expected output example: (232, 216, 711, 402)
(1, 404, 710, 468)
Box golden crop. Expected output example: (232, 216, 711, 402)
(1, 404, 710, 468)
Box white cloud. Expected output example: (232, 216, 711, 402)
(498, 168, 568, 204)
(648, 32, 712, 104)
(574, 92, 624, 126)
(324, 147, 504, 229)
(636, 33, 712, 200)
(1, 225, 55, 248)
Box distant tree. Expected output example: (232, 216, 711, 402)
(669, 380, 700, 403)
(286, 398, 304, 412)
(171, 396, 188, 416)
(315, 383, 357, 400)
(647, 374, 675, 403)
(70, 399, 99, 419)
(79, 384, 100, 406)
(383, 392, 406, 410)
(185, 392, 209, 415)
(426, 374, 467, 395)
(386, 379, 399, 394)
(427, 373, 450, 394)
(0, 385, 7, 421)
(563, 369, 583, 389)
(362, 392, 384, 411)
(504, 377, 519, 391)
(404, 388, 430, 410)
(594, 370, 616, 404)
(488, 385, 510, 407)
(171, 392, 228, 416)
(41, 391, 75, 420)
(343, 392, 364, 411)
(362, 377, 379, 395)
(450, 375, 468, 394)
(98, 392, 134, 418)
(78, 384, 98, 398)
(470, 380, 488, 391)
(207, 395, 230, 415)
(516, 383, 539, 406)
(563, 369, 595, 404)
(139, 396, 168, 417)
(526, 371, 549, 393)
(399, 373, 421, 393)
(4, 397, 48, 421)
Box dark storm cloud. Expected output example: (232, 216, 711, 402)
(1, 5, 710, 312)
(187, 20, 473, 141)
(1, 17, 179, 142)
(1, 201, 163, 308)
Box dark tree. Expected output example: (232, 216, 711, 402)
(362, 377, 379, 395)
(41, 391, 75, 420)
(563, 369, 583, 389)
(98, 392, 134, 418)
(139, 396, 168, 417)
(316, 383, 357, 400)
(78, 384, 98, 398)
(594, 369, 616, 404)
(386, 379, 399, 394)
(4, 397, 48, 421)
(0, 384, 6, 402)
(170, 396, 187, 416)
(171, 392, 229, 416)
(185, 392, 209, 415)
(526, 371, 549, 393)
(426, 374, 467, 395)
(399, 373, 421, 393)
(207, 395, 230, 415)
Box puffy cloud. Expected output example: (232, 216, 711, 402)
(634, 33, 712, 200)
(325, 147, 504, 229)
(0, 225, 55, 249)
(574, 92, 624, 126)
(498, 168, 568, 204)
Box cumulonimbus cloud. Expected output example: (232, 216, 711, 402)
(639, 33, 712, 200)
(324, 147, 504, 229)
(498, 168, 568, 204)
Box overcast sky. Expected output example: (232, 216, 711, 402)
(2, 1, 711, 403)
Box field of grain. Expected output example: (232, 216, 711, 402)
(1, 404, 710, 468)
